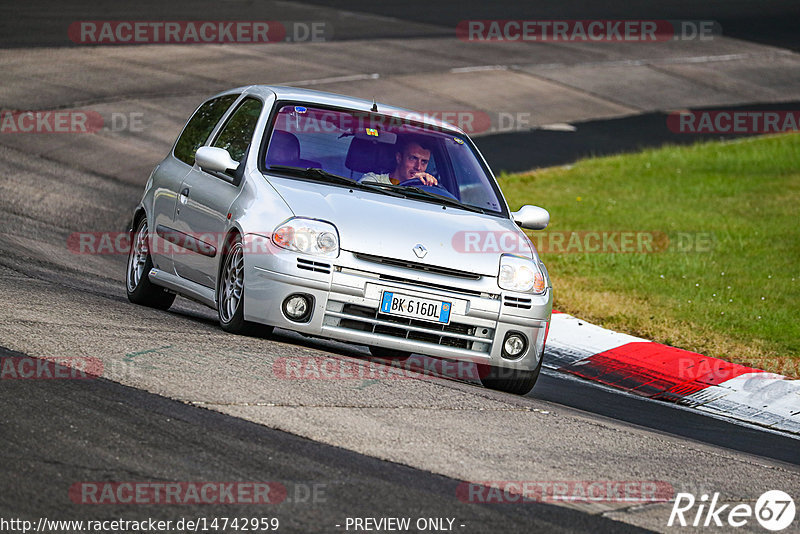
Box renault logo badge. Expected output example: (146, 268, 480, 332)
(413, 244, 427, 258)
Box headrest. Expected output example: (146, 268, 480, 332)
(345, 137, 396, 173)
(266, 130, 301, 166)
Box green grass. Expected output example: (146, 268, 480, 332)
(499, 133, 800, 374)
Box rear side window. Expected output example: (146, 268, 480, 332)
(173, 94, 238, 165)
(212, 98, 263, 163)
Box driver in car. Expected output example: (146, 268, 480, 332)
(361, 139, 438, 186)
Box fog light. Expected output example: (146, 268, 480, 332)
(502, 332, 527, 360)
(283, 294, 312, 322)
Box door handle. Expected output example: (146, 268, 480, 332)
(179, 188, 190, 205)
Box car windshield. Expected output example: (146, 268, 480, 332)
(262, 104, 505, 214)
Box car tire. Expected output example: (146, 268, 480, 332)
(217, 233, 273, 337)
(126, 216, 176, 310)
(368, 346, 412, 360)
(478, 354, 543, 395)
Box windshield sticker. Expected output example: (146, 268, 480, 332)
(294, 106, 307, 114)
(453, 137, 464, 145)
(366, 128, 379, 137)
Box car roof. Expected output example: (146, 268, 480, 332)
(213, 85, 466, 135)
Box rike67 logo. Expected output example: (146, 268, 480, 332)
(669, 490, 796, 531)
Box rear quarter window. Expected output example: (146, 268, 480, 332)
(212, 98, 263, 163)
(173, 94, 239, 166)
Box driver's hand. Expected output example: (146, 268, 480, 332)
(413, 172, 438, 186)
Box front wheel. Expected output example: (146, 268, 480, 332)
(217, 234, 272, 337)
(478, 355, 543, 395)
(126, 217, 175, 310)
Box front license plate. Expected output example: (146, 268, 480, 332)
(379, 291, 452, 324)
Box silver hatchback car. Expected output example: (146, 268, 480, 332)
(126, 85, 552, 394)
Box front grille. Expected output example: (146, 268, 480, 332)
(297, 258, 332, 274)
(326, 302, 493, 353)
(354, 253, 481, 280)
(504, 296, 532, 309)
(377, 273, 486, 297)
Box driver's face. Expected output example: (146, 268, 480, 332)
(395, 143, 431, 181)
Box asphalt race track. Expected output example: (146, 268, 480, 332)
(1, 347, 646, 533)
(1, 2, 799, 533)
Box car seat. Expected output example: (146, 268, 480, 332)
(345, 137, 396, 179)
(266, 130, 321, 168)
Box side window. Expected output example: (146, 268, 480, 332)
(212, 98, 263, 163)
(173, 94, 238, 166)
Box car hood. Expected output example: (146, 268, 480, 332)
(267, 176, 534, 276)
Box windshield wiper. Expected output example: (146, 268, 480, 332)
(378, 185, 488, 214)
(268, 165, 356, 185)
(267, 166, 404, 197)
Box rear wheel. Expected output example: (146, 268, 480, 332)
(478, 354, 543, 395)
(218, 234, 273, 337)
(126, 217, 175, 310)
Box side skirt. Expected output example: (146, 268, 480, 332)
(148, 268, 217, 309)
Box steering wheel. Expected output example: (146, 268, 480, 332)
(397, 178, 458, 200)
(397, 177, 431, 187)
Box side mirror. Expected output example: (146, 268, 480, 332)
(512, 205, 549, 230)
(195, 146, 240, 174)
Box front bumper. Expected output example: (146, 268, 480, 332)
(243, 237, 552, 371)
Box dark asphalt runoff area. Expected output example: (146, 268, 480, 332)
(304, 0, 800, 52)
(476, 101, 800, 172)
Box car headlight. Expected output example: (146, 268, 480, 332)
(272, 218, 339, 258)
(498, 254, 546, 294)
